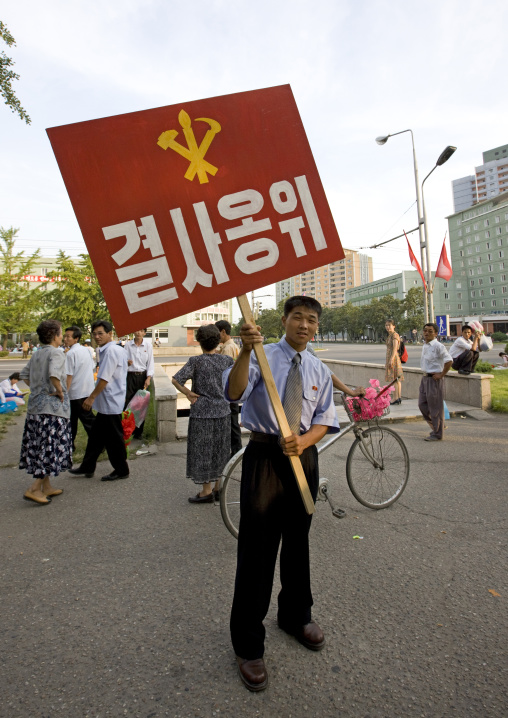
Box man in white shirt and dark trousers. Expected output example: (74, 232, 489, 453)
(69, 320, 129, 481)
(449, 324, 481, 375)
(124, 329, 154, 440)
(64, 326, 96, 451)
(419, 323, 453, 442)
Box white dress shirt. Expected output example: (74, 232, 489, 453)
(420, 339, 453, 374)
(94, 342, 128, 415)
(65, 343, 95, 400)
(124, 338, 154, 376)
(449, 336, 473, 360)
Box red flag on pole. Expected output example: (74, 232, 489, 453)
(404, 231, 427, 289)
(435, 235, 453, 281)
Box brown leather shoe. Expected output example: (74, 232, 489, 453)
(279, 619, 325, 651)
(236, 656, 268, 691)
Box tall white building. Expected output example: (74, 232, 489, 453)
(452, 144, 508, 212)
(275, 277, 295, 305)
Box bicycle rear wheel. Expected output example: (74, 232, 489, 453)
(346, 426, 409, 509)
(219, 448, 245, 538)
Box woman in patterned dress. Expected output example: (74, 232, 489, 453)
(172, 324, 234, 504)
(19, 320, 72, 505)
(385, 319, 403, 405)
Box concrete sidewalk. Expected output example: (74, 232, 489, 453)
(1, 408, 507, 717)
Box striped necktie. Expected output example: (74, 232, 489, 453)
(283, 353, 302, 435)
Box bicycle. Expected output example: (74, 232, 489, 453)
(219, 391, 410, 538)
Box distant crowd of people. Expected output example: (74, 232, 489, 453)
(19, 320, 154, 505)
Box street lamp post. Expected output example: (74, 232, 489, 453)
(375, 130, 428, 321)
(376, 132, 457, 323)
(421, 145, 457, 321)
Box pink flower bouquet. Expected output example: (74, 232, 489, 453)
(346, 379, 394, 422)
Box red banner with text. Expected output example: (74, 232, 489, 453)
(47, 85, 344, 335)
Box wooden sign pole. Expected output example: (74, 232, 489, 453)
(237, 294, 315, 515)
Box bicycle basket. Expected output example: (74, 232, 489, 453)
(345, 396, 390, 423)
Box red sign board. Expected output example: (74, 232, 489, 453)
(47, 85, 344, 335)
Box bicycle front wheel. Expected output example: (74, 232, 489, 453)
(219, 448, 245, 539)
(346, 427, 409, 509)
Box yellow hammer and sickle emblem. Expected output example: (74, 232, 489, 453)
(157, 110, 221, 184)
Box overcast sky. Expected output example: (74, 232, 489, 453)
(1, 0, 507, 318)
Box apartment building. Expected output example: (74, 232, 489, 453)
(445, 192, 508, 328)
(452, 144, 508, 212)
(276, 249, 373, 308)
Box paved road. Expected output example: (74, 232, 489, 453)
(0, 403, 506, 717)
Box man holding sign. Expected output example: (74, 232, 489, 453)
(223, 296, 339, 692)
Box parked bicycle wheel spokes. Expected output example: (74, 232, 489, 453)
(347, 427, 409, 509)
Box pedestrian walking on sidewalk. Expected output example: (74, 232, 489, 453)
(385, 319, 403, 405)
(68, 320, 129, 481)
(19, 320, 72, 505)
(124, 328, 154, 440)
(419, 323, 452, 441)
(172, 325, 233, 504)
(64, 325, 95, 451)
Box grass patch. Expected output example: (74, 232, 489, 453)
(490, 370, 508, 413)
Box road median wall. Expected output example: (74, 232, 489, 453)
(153, 359, 493, 442)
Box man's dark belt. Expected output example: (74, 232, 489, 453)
(425, 373, 436, 377)
(129, 371, 147, 376)
(250, 431, 280, 444)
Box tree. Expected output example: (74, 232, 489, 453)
(318, 306, 334, 341)
(0, 227, 41, 348)
(41, 252, 111, 331)
(256, 307, 284, 339)
(401, 287, 424, 336)
(0, 21, 30, 124)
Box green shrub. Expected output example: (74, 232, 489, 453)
(263, 338, 279, 344)
(491, 331, 508, 342)
(505, 342, 508, 354)
(0, 351, 8, 358)
(474, 360, 496, 373)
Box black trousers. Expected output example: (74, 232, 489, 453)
(230, 437, 319, 659)
(452, 349, 479, 374)
(70, 397, 95, 449)
(80, 413, 128, 476)
(230, 403, 243, 456)
(125, 371, 147, 437)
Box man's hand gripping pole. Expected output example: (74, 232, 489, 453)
(237, 294, 314, 515)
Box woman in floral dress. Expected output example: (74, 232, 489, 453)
(19, 320, 72, 505)
(172, 324, 234, 503)
(385, 319, 403, 405)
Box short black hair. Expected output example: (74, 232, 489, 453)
(215, 320, 231, 335)
(196, 324, 221, 352)
(91, 319, 113, 334)
(462, 324, 472, 332)
(385, 318, 395, 326)
(283, 295, 322, 318)
(65, 325, 82, 340)
(9, 372, 20, 381)
(37, 319, 62, 345)
(424, 322, 439, 333)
